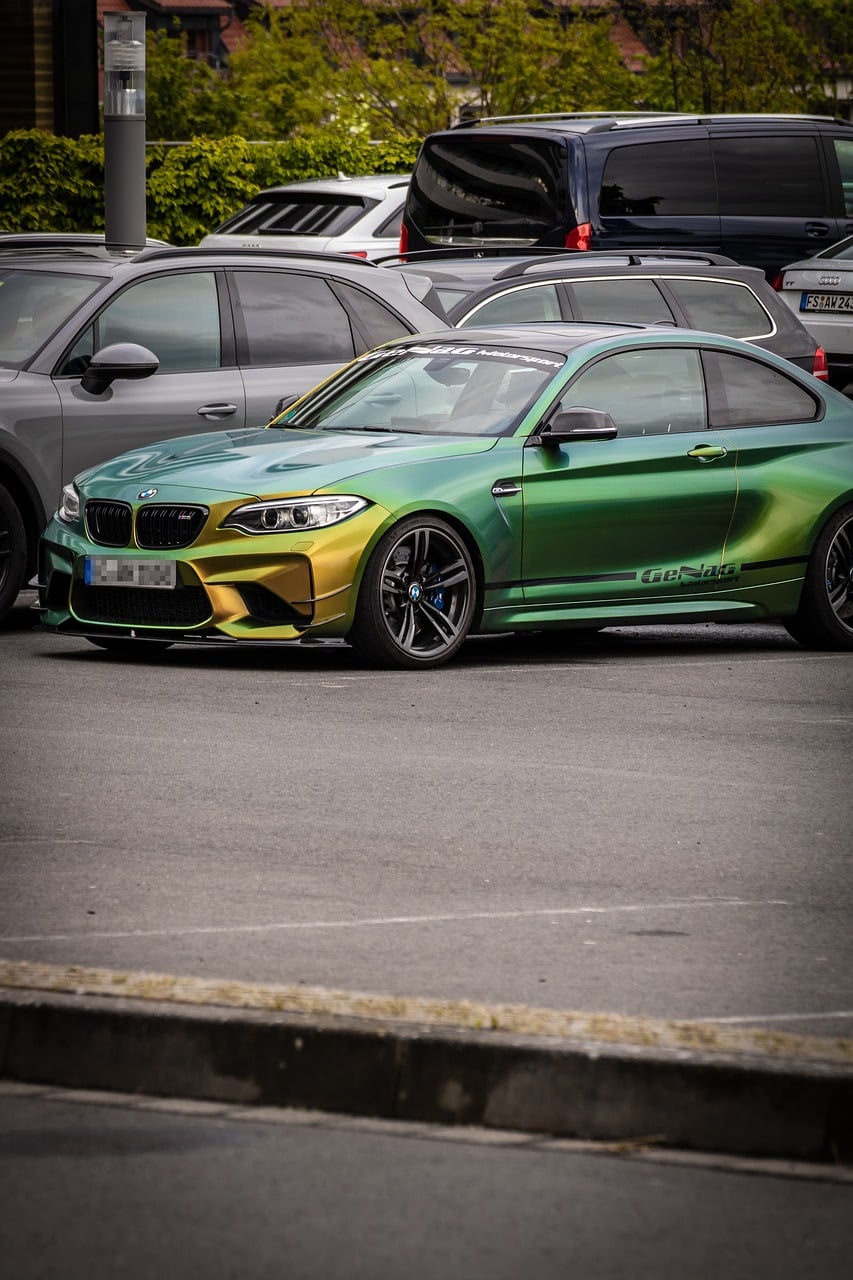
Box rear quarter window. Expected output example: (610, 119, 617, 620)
(668, 278, 774, 339)
(704, 350, 820, 427)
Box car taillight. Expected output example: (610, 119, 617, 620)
(399, 223, 408, 260)
(566, 223, 591, 251)
(771, 273, 783, 291)
(347, 251, 368, 259)
(813, 346, 829, 381)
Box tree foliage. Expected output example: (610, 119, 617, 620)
(137, 1, 853, 140)
(625, 0, 853, 114)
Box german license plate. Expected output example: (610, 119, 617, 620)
(84, 557, 176, 589)
(800, 291, 853, 312)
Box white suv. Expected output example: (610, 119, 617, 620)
(199, 174, 409, 261)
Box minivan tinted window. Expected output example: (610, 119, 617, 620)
(713, 137, 825, 216)
(600, 141, 716, 216)
(408, 135, 569, 245)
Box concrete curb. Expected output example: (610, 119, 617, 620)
(1, 961, 851, 1164)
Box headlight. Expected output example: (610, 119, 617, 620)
(57, 483, 81, 524)
(220, 495, 368, 535)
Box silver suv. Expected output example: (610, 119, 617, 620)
(0, 242, 447, 620)
(199, 174, 410, 261)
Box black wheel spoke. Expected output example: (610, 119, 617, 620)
(358, 517, 475, 665)
(827, 519, 853, 623)
(417, 598, 461, 644)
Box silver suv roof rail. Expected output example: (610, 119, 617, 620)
(134, 245, 379, 268)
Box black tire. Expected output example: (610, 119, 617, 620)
(0, 481, 27, 624)
(349, 516, 477, 669)
(87, 637, 173, 656)
(784, 504, 853, 651)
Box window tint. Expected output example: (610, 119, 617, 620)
(833, 139, 853, 217)
(0, 269, 103, 369)
(410, 135, 569, 245)
(66, 272, 220, 374)
(375, 202, 406, 238)
(713, 137, 825, 217)
(600, 142, 716, 216)
(461, 284, 562, 327)
(215, 195, 370, 237)
(230, 270, 355, 367)
(704, 351, 820, 427)
(668, 278, 772, 338)
(333, 281, 414, 347)
(568, 278, 675, 325)
(561, 347, 706, 437)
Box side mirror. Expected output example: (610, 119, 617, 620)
(80, 342, 159, 395)
(535, 406, 618, 447)
(273, 393, 299, 418)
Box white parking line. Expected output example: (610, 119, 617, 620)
(0, 896, 791, 943)
(693, 1010, 853, 1026)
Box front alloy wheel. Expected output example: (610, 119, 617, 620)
(785, 504, 853, 650)
(349, 516, 477, 669)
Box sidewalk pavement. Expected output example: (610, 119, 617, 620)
(1, 959, 851, 1165)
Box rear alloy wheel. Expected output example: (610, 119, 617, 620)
(784, 504, 853, 651)
(0, 481, 27, 624)
(349, 516, 476, 669)
(87, 637, 173, 656)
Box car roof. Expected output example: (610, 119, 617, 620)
(394, 323, 653, 353)
(0, 244, 394, 276)
(254, 173, 410, 198)
(392, 323, 802, 361)
(384, 249, 746, 284)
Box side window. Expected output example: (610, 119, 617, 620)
(668, 278, 773, 339)
(64, 272, 221, 374)
(832, 139, 853, 217)
(560, 347, 706, 437)
(460, 284, 562, 327)
(229, 270, 355, 367)
(568, 278, 676, 325)
(375, 201, 406, 238)
(599, 141, 716, 216)
(713, 137, 826, 216)
(703, 350, 820, 427)
(333, 281, 414, 346)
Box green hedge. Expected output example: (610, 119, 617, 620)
(0, 130, 420, 244)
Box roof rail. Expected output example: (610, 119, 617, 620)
(454, 110, 688, 129)
(134, 245, 379, 268)
(491, 249, 741, 281)
(454, 110, 850, 132)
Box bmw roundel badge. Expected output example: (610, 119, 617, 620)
(138, 488, 158, 499)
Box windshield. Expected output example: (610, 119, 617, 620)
(0, 269, 104, 368)
(279, 341, 565, 437)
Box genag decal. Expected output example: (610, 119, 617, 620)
(641, 563, 739, 585)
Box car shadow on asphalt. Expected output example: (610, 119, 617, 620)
(24, 626, 801, 675)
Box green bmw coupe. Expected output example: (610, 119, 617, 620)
(39, 325, 853, 668)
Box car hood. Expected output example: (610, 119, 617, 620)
(81, 425, 499, 499)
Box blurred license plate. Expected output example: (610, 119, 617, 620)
(801, 292, 853, 312)
(84, 557, 176, 589)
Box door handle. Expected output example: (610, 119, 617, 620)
(805, 221, 830, 237)
(197, 403, 238, 419)
(687, 444, 728, 462)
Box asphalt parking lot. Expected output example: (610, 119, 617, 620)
(2, 592, 851, 1041)
(1, 582, 852, 1280)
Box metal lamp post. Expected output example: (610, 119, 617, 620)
(103, 11, 146, 250)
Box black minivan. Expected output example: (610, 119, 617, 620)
(402, 112, 853, 278)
